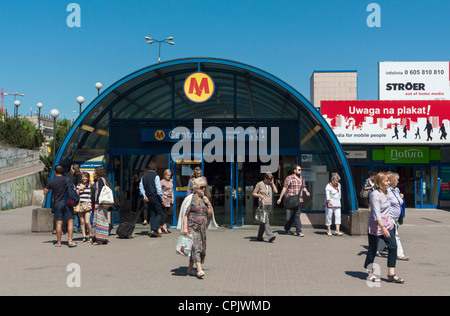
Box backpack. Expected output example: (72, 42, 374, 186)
(65, 177, 80, 207)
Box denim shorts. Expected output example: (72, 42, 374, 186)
(52, 201, 74, 221)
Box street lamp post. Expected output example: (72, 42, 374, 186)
(37, 102, 43, 131)
(50, 109, 59, 156)
(95, 82, 103, 95)
(76, 96, 85, 115)
(14, 100, 20, 122)
(144, 36, 175, 63)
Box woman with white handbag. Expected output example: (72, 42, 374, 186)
(91, 166, 113, 245)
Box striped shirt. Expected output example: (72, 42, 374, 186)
(76, 183, 91, 203)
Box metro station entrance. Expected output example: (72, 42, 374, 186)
(111, 153, 298, 228)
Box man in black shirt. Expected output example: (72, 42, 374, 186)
(44, 165, 77, 248)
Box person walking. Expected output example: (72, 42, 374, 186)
(325, 173, 343, 236)
(140, 162, 164, 237)
(179, 177, 215, 278)
(76, 171, 93, 243)
(253, 172, 278, 242)
(44, 165, 77, 248)
(160, 169, 174, 234)
(187, 167, 211, 200)
(364, 172, 404, 284)
(277, 165, 310, 237)
(91, 166, 112, 245)
(377, 172, 409, 261)
(424, 120, 433, 141)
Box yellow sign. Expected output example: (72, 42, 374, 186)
(183, 72, 215, 103)
(155, 130, 165, 141)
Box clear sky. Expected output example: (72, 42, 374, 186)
(1, 0, 449, 120)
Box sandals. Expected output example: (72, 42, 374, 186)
(387, 274, 405, 284)
(398, 256, 410, 261)
(197, 270, 205, 279)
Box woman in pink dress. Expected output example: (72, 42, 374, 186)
(159, 169, 174, 234)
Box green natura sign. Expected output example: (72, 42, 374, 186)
(385, 147, 429, 163)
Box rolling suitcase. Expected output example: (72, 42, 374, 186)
(116, 222, 135, 238)
(116, 208, 141, 239)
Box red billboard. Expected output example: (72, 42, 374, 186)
(321, 100, 450, 144)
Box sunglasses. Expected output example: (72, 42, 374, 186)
(199, 186, 207, 190)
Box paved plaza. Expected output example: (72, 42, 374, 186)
(1, 205, 449, 296)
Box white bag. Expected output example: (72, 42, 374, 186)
(99, 178, 114, 206)
(176, 234, 193, 257)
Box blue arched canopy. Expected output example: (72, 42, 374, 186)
(48, 57, 357, 212)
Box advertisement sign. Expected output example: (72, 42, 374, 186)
(379, 61, 450, 100)
(321, 100, 450, 144)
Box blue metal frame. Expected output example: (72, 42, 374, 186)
(46, 58, 357, 213)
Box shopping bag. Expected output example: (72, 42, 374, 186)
(176, 234, 193, 257)
(254, 202, 267, 224)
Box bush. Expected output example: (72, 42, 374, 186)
(0, 115, 44, 150)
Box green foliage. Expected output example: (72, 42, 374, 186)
(0, 116, 44, 150)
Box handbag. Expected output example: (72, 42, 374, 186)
(254, 201, 267, 224)
(360, 188, 369, 199)
(176, 234, 193, 257)
(98, 178, 114, 206)
(284, 194, 300, 210)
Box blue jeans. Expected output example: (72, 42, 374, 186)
(364, 229, 397, 269)
(284, 204, 302, 234)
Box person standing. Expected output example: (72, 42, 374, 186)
(140, 162, 164, 237)
(91, 166, 112, 245)
(364, 172, 404, 284)
(253, 172, 278, 242)
(277, 165, 310, 237)
(76, 172, 93, 243)
(44, 165, 77, 248)
(67, 164, 82, 233)
(160, 169, 174, 234)
(325, 173, 342, 236)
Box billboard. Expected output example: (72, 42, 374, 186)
(379, 61, 450, 100)
(321, 100, 450, 144)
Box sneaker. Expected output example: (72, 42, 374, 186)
(295, 233, 304, 237)
(269, 236, 276, 243)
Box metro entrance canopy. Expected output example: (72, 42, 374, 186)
(46, 58, 357, 222)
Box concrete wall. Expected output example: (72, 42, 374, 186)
(0, 171, 46, 209)
(0, 146, 45, 174)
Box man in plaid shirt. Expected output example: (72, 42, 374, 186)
(277, 165, 310, 237)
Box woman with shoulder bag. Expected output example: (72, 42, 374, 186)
(76, 172, 93, 243)
(91, 166, 112, 245)
(253, 172, 277, 242)
(377, 172, 409, 261)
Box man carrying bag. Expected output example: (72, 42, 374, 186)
(277, 165, 310, 237)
